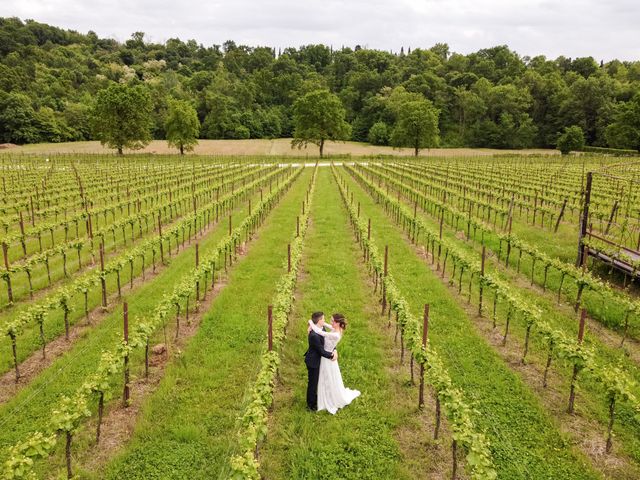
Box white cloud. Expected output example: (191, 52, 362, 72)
(1, 0, 639, 60)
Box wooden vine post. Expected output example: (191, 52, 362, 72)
(2, 241, 12, 303)
(412, 200, 418, 243)
(195, 243, 200, 301)
(478, 246, 486, 316)
(123, 302, 130, 406)
(576, 172, 593, 267)
(437, 208, 444, 270)
(568, 308, 587, 414)
(30, 195, 35, 226)
(18, 211, 26, 254)
(158, 212, 164, 264)
(287, 244, 292, 273)
(418, 304, 429, 409)
(382, 245, 388, 315)
(99, 243, 107, 308)
(554, 198, 568, 233)
(267, 305, 273, 351)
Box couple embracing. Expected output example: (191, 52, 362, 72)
(304, 311, 360, 414)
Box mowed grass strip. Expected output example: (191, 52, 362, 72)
(259, 168, 412, 480)
(339, 167, 600, 480)
(101, 169, 313, 479)
(0, 175, 283, 455)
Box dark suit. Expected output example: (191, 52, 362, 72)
(304, 330, 334, 410)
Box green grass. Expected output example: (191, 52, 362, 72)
(260, 168, 417, 480)
(0, 177, 288, 472)
(339, 166, 600, 480)
(99, 169, 313, 479)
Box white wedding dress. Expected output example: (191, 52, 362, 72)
(310, 321, 361, 414)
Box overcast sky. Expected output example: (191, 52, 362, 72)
(3, 0, 639, 61)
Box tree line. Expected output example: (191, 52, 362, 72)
(0, 17, 639, 153)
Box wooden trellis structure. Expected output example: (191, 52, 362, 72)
(577, 161, 640, 278)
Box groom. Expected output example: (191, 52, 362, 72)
(304, 311, 337, 411)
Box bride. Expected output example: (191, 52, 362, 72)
(308, 313, 360, 414)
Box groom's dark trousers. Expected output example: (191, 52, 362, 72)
(304, 330, 334, 410)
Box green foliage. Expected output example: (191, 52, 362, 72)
(0, 92, 39, 144)
(390, 98, 440, 155)
(367, 121, 390, 145)
(582, 145, 638, 155)
(92, 83, 153, 154)
(165, 99, 200, 154)
(2, 432, 57, 479)
(605, 93, 640, 151)
(556, 125, 585, 154)
(1, 18, 640, 149)
(291, 89, 351, 157)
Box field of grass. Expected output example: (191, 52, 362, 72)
(3, 138, 558, 157)
(1, 154, 639, 480)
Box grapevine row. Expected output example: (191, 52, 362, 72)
(335, 165, 497, 480)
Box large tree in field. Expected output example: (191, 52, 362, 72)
(165, 99, 200, 154)
(92, 83, 152, 155)
(291, 89, 351, 158)
(391, 98, 440, 156)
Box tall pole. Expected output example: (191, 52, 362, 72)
(418, 304, 429, 409)
(479, 246, 486, 316)
(577, 172, 593, 267)
(123, 302, 130, 405)
(267, 305, 273, 351)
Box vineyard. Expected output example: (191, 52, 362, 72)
(1, 153, 640, 480)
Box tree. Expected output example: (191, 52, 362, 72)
(556, 125, 585, 154)
(390, 98, 440, 156)
(367, 121, 390, 145)
(605, 94, 640, 151)
(165, 99, 199, 154)
(291, 89, 351, 157)
(0, 92, 39, 144)
(92, 83, 152, 154)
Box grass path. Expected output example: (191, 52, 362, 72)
(338, 167, 600, 480)
(260, 168, 448, 480)
(100, 169, 313, 479)
(0, 172, 296, 465)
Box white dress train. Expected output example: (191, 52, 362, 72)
(309, 321, 361, 414)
